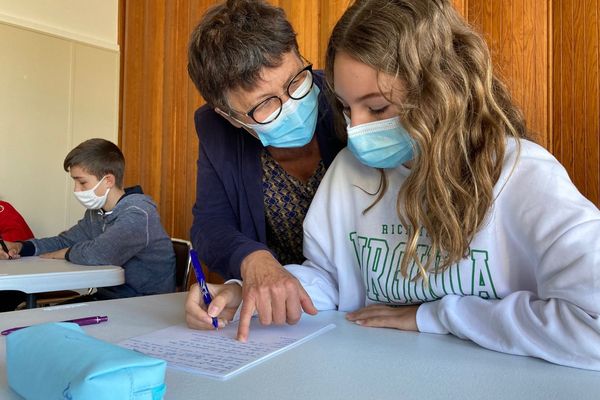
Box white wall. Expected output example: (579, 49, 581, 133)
(0, 0, 118, 50)
(0, 1, 119, 237)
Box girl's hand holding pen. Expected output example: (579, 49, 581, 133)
(185, 282, 242, 331)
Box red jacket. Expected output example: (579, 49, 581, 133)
(0, 201, 34, 241)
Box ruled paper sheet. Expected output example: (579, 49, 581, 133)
(119, 318, 335, 380)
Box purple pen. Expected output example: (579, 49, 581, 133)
(1, 315, 108, 335)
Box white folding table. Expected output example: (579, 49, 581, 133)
(0, 257, 124, 308)
(0, 292, 598, 399)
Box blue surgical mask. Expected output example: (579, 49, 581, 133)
(346, 116, 415, 168)
(247, 78, 320, 148)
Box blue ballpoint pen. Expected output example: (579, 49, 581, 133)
(189, 249, 219, 329)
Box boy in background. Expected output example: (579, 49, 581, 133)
(0, 138, 176, 300)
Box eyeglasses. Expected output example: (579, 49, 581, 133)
(232, 64, 314, 125)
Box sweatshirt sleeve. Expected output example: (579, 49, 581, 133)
(285, 235, 340, 312)
(286, 150, 367, 312)
(67, 206, 150, 266)
(417, 148, 600, 370)
(30, 214, 94, 255)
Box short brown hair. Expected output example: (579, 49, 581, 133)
(63, 138, 125, 188)
(187, 0, 299, 109)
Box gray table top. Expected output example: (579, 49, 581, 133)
(1, 292, 598, 400)
(0, 256, 124, 293)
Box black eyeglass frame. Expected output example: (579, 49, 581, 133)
(235, 64, 315, 125)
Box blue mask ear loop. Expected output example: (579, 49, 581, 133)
(234, 118, 261, 141)
(95, 176, 111, 197)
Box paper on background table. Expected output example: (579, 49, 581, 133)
(119, 318, 336, 380)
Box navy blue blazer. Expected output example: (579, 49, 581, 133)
(191, 72, 345, 280)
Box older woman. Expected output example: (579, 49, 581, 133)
(186, 0, 344, 329)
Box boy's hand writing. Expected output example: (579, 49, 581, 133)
(185, 282, 242, 330)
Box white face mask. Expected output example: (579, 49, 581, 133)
(73, 176, 110, 210)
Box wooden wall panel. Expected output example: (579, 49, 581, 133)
(267, 0, 349, 69)
(120, 0, 600, 285)
(120, 0, 211, 237)
(120, 0, 221, 282)
(467, 0, 549, 148)
(553, 0, 600, 206)
(573, 0, 587, 193)
(585, 0, 600, 205)
(119, 0, 493, 250)
(275, 0, 320, 65)
(317, 0, 352, 68)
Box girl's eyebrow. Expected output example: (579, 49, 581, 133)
(355, 92, 385, 102)
(336, 92, 385, 105)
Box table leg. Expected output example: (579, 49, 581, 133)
(25, 294, 37, 309)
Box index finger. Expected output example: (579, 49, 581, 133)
(236, 297, 256, 342)
(298, 281, 317, 315)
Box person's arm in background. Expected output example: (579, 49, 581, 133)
(16, 212, 95, 258)
(0, 201, 36, 259)
(0, 201, 34, 241)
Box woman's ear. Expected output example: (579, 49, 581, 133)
(215, 107, 260, 139)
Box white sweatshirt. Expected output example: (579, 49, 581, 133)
(286, 139, 600, 370)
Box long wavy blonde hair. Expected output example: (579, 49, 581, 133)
(325, 0, 527, 280)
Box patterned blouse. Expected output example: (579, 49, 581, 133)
(261, 149, 326, 265)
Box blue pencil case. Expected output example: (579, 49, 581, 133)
(6, 322, 166, 400)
